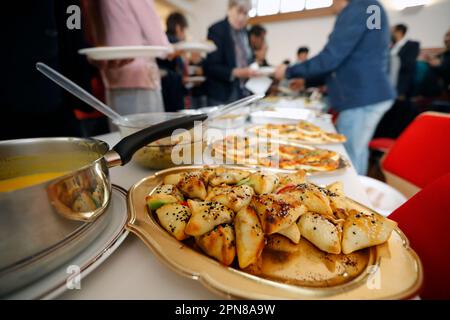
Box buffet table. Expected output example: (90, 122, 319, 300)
(58, 114, 371, 300)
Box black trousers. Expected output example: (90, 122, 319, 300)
(0, 109, 80, 141)
(373, 99, 420, 139)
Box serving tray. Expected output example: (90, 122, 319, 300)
(126, 165, 423, 299)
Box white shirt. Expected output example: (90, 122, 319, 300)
(390, 37, 409, 90)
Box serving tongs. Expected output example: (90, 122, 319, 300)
(202, 94, 265, 126)
(36, 62, 264, 157)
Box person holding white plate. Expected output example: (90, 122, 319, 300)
(94, 0, 170, 116)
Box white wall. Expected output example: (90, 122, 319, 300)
(187, 0, 450, 65)
(381, 0, 450, 49)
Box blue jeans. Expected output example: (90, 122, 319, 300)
(336, 100, 393, 175)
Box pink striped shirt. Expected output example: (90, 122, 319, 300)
(100, 0, 170, 90)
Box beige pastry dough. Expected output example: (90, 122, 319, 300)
(185, 200, 234, 236)
(209, 168, 250, 186)
(298, 212, 341, 254)
(234, 206, 265, 269)
(246, 172, 280, 195)
(342, 210, 397, 254)
(252, 194, 306, 234)
(156, 203, 191, 241)
(286, 183, 333, 216)
(164, 171, 207, 200)
(276, 170, 306, 188)
(146, 184, 183, 206)
(195, 224, 236, 265)
(206, 184, 254, 212)
(276, 223, 301, 244)
(326, 181, 348, 213)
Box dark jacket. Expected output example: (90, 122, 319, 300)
(286, 0, 395, 111)
(397, 40, 420, 97)
(432, 50, 450, 98)
(204, 18, 250, 104)
(157, 33, 186, 111)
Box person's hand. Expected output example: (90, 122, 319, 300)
(428, 57, 441, 67)
(289, 78, 305, 92)
(274, 64, 288, 81)
(167, 50, 184, 61)
(88, 58, 134, 70)
(232, 67, 258, 79)
(190, 52, 203, 65)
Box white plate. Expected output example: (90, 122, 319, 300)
(173, 41, 217, 53)
(250, 108, 329, 124)
(185, 76, 206, 83)
(245, 76, 273, 95)
(255, 66, 275, 77)
(358, 176, 407, 217)
(78, 46, 171, 60)
(6, 186, 129, 300)
(259, 97, 327, 111)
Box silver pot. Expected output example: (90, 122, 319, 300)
(0, 113, 206, 296)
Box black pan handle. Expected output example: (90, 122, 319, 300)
(112, 114, 207, 166)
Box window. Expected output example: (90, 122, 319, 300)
(249, 0, 333, 17)
(393, 0, 429, 10)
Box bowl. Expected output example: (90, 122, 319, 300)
(114, 113, 207, 169)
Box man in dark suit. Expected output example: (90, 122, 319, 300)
(390, 24, 420, 99)
(204, 0, 257, 105)
(375, 24, 421, 138)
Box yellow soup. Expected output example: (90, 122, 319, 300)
(0, 172, 66, 192)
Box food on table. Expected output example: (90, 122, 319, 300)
(341, 210, 397, 254)
(205, 184, 254, 212)
(278, 183, 333, 217)
(147, 167, 397, 270)
(247, 120, 347, 144)
(164, 171, 208, 200)
(209, 167, 250, 186)
(195, 224, 236, 265)
(251, 193, 306, 234)
(0, 172, 66, 192)
(155, 203, 191, 241)
(234, 206, 265, 269)
(146, 184, 184, 210)
(240, 172, 280, 195)
(185, 200, 234, 236)
(212, 136, 347, 173)
(132, 139, 206, 170)
(277, 169, 306, 187)
(276, 223, 301, 244)
(298, 212, 342, 254)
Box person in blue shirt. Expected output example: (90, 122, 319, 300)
(275, 0, 395, 175)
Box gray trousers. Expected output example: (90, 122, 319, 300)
(106, 88, 165, 116)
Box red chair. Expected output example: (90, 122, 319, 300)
(73, 74, 106, 121)
(369, 138, 396, 153)
(381, 112, 450, 198)
(389, 172, 450, 300)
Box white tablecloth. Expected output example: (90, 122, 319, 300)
(60, 119, 371, 299)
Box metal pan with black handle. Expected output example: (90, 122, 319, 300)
(0, 113, 206, 296)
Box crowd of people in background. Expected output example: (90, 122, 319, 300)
(1, 0, 449, 175)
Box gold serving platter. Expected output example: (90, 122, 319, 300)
(126, 165, 423, 299)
